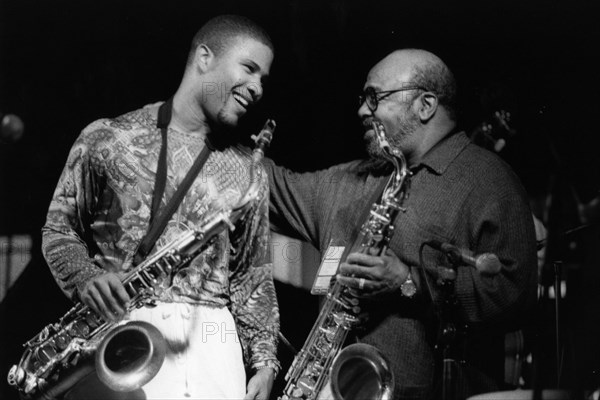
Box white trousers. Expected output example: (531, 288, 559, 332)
(65, 303, 246, 400)
(131, 303, 247, 400)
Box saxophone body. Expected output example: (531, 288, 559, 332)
(280, 120, 410, 400)
(7, 119, 276, 400)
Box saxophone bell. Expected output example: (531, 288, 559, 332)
(329, 344, 394, 400)
(94, 320, 166, 392)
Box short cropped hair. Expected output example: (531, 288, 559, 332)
(186, 15, 274, 65)
(410, 61, 458, 121)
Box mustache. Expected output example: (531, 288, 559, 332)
(362, 118, 375, 130)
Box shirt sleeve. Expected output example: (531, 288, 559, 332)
(228, 164, 281, 375)
(41, 126, 107, 301)
(454, 173, 538, 329)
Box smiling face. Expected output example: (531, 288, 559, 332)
(200, 36, 273, 128)
(358, 54, 423, 161)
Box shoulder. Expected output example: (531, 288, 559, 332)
(220, 144, 254, 167)
(221, 144, 269, 187)
(268, 158, 365, 185)
(76, 105, 159, 150)
(231, 143, 253, 158)
(464, 142, 519, 180)
(456, 141, 528, 199)
(319, 159, 374, 186)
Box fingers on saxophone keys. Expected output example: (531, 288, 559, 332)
(341, 289, 362, 312)
(350, 297, 362, 314)
(107, 278, 131, 311)
(91, 286, 126, 321)
(87, 290, 114, 321)
(336, 273, 354, 289)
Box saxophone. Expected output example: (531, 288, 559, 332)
(7, 119, 276, 400)
(280, 120, 410, 400)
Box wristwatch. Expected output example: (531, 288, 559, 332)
(400, 271, 417, 298)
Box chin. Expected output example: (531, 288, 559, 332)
(217, 110, 241, 128)
(365, 136, 383, 158)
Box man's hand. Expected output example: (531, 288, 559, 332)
(244, 368, 275, 400)
(79, 272, 130, 321)
(337, 248, 410, 298)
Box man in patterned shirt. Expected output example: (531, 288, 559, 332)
(42, 15, 279, 400)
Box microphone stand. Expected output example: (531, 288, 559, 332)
(439, 273, 458, 400)
(437, 254, 466, 400)
(419, 241, 468, 400)
(531, 144, 586, 399)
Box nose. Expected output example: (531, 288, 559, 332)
(358, 99, 371, 119)
(246, 80, 263, 102)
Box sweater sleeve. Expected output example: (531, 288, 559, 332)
(454, 171, 538, 329)
(263, 158, 322, 244)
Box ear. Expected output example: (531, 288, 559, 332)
(193, 44, 214, 73)
(416, 92, 439, 122)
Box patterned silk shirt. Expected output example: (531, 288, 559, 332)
(41, 102, 279, 371)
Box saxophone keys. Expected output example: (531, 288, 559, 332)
(54, 333, 72, 351)
(38, 326, 51, 342)
(83, 310, 103, 328)
(294, 376, 316, 398)
(7, 365, 25, 387)
(125, 281, 140, 298)
(34, 343, 58, 364)
(68, 320, 90, 338)
(140, 270, 159, 286)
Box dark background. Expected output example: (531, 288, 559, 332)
(1, 0, 600, 398)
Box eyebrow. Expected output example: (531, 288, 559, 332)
(363, 85, 380, 91)
(245, 59, 270, 83)
(245, 60, 264, 73)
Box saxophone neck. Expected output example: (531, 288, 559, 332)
(232, 119, 276, 214)
(251, 119, 275, 164)
(371, 120, 411, 199)
(386, 149, 410, 199)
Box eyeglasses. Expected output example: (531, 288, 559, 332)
(358, 85, 428, 112)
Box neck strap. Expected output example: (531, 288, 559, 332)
(134, 98, 213, 263)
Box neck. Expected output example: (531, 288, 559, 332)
(169, 90, 210, 138)
(410, 121, 456, 165)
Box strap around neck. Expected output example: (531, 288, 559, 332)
(134, 98, 213, 263)
(150, 98, 172, 224)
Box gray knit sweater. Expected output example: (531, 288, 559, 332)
(267, 131, 537, 400)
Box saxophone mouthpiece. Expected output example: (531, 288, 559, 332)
(251, 119, 276, 163)
(371, 120, 391, 152)
(252, 119, 276, 148)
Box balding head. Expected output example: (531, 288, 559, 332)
(358, 49, 458, 166)
(374, 49, 458, 120)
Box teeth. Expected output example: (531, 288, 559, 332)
(233, 93, 248, 107)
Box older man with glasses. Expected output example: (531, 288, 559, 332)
(266, 48, 537, 400)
